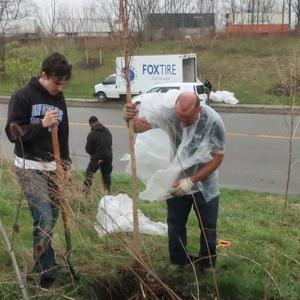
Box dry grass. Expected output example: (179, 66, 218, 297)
(0, 159, 300, 299)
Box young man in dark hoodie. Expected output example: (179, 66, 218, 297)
(83, 116, 113, 194)
(5, 52, 72, 287)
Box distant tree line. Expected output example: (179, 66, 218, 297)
(1, 0, 300, 73)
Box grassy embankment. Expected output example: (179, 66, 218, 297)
(0, 34, 300, 105)
(1, 33, 300, 299)
(0, 162, 299, 299)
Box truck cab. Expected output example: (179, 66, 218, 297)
(93, 74, 119, 102)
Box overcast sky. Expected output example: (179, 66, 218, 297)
(32, 0, 93, 12)
(29, 0, 297, 28)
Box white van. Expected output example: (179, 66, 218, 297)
(133, 81, 207, 104)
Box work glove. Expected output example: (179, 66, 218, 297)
(171, 177, 194, 197)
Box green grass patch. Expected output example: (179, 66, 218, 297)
(0, 162, 299, 299)
(1, 35, 300, 104)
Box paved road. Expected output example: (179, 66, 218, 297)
(1, 104, 299, 195)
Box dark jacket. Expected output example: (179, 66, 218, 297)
(85, 122, 112, 162)
(5, 77, 71, 167)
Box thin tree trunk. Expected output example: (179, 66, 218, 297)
(282, 0, 285, 27)
(119, 0, 140, 254)
(251, 0, 255, 24)
(0, 32, 5, 73)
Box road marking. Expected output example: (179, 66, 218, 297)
(227, 132, 300, 140)
(71, 122, 299, 140)
(1, 118, 299, 140)
(70, 122, 125, 129)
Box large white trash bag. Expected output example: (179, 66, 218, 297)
(95, 193, 168, 236)
(209, 90, 239, 104)
(124, 128, 171, 183)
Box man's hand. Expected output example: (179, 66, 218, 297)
(42, 109, 58, 128)
(171, 177, 194, 197)
(123, 101, 152, 133)
(123, 102, 138, 122)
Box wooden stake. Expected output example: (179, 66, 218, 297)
(51, 125, 77, 278)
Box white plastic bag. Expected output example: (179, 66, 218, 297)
(124, 128, 171, 182)
(95, 194, 168, 236)
(210, 90, 239, 104)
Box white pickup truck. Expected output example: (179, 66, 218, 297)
(93, 54, 198, 102)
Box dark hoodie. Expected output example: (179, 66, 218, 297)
(85, 122, 112, 162)
(5, 77, 71, 167)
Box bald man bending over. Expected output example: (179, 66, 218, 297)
(124, 91, 226, 274)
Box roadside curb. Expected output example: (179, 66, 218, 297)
(0, 96, 122, 109)
(1, 96, 300, 115)
(209, 103, 300, 115)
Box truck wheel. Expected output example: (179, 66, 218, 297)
(97, 92, 107, 103)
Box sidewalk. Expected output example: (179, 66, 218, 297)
(1, 95, 300, 115)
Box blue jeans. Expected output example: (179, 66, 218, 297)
(16, 169, 59, 278)
(166, 191, 219, 267)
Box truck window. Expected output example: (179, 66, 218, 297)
(160, 87, 180, 93)
(196, 85, 205, 94)
(146, 86, 180, 94)
(146, 87, 161, 93)
(104, 76, 116, 85)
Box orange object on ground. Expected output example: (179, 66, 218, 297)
(217, 239, 231, 249)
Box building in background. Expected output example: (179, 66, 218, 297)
(55, 18, 111, 37)
(5, 18, 112, 39)
(5, 19, 38, 38)
(225, 12, 291, 33)
(147, 13, 215, 39)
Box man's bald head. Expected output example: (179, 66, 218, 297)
(175, 92, 201, 127)
(176, 92, 200, 110)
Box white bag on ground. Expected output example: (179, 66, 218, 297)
(210, 90, 239, 104)
(95, 193, 168, 236)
